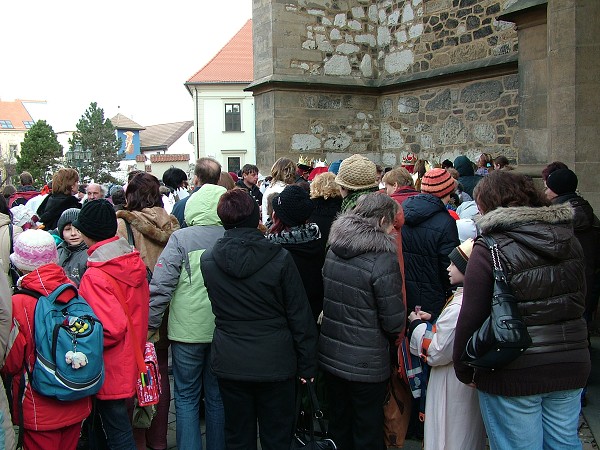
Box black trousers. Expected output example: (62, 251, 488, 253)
(324, 372, 388, 450)
(218, 378, 295, 450)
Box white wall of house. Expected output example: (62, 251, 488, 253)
(161, 132, 196, 160)
(189, 84, 256, 173)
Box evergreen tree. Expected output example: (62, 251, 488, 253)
(15, 120, 63, 186)
(69, 102, 121, 183)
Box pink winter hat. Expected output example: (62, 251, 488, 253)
(10, 229, 58, 272)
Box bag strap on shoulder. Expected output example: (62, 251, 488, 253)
(124, 220, 135, 247)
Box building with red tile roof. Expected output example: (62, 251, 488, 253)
(0, 100, 37, 183)
(185, 19, 255, 174)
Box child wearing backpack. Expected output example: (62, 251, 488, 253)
(1, 229, 91, 449)
(407, 238, 485, 450)
(56, 208, 88, 287)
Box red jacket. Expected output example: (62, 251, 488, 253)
(79, 236, 149, 400)
(390, 186, 419, 205)
(2, 264, 91, 431)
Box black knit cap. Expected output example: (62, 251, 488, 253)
(72, 199, 117, 242)
(272, 184, 314, 227)
(546, 169, 578, 196)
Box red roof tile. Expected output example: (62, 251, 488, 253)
(149, 154, 190, 163)
(0, 100, 35, 131)
(186, 19, 253, 84)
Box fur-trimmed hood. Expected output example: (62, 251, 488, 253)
(116, 207, 179, 245)
(477, 203, 576, 260)
(477, 202, 574, 234)
(329, 213, 396, 259)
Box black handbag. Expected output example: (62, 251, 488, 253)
(461, 235, 532, 370)
(291, 381, 337, 450)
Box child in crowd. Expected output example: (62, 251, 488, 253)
(407, 238, 486, 450)
(57, 208, 88, 286)
(2, 229, 90, 449)
(74, 199, 149, 449)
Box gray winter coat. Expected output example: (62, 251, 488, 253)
(319, 213, 406, 383)
(57, 241, 88, 287)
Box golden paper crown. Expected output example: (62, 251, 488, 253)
(298, 155, 313, 168)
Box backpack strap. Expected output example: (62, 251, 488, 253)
(103, 275, 148, 385)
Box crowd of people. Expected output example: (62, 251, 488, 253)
(0, 151, 595, 450)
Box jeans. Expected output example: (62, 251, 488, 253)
(171, 342, 225, 450)
(478, 388, 583, 450)
(218, 378, 295, 450)
(96, 399, 136, 450)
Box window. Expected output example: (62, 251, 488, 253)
(227, 157, 241, 173)
(0, 120, 14, 129)
(224, 103, 241, 131)
(23, 121, 35, 129)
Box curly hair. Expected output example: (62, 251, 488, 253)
(310, 172, 341, 199)
(474, 170, 549, 214)
(270, 157, 297, 184)
(125, 172, 163, 211)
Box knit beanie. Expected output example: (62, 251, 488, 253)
(448, 238, 474, 275)
(335, 154, 378, 191)
(10, 229, 58, 272)
(57, 208, 80, 237)
(272, 184, 314, 227)
(72, 199, 117, 242)
(420, 168, 455, 198)
(456, 219, 477, 243)
(546, 169, 578, 196)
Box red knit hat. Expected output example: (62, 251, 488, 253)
(420, 168, 455, 198)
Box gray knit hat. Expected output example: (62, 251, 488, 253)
(57, 208, 81, 237)
(335, 154, 378, 191)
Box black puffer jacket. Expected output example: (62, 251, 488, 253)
(401, 194, 459, 319)
(37, 194, 81, 230)
(552, 193, 600, 317)
(200, 227, 318, 382)
(319, 213, 405, 383)
(454, 203, 590, 396)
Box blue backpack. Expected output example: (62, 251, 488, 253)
(22, 283, 105, 401)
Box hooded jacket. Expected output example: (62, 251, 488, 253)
(401, 194, 459, 319)
(37, 194, 81, 231)
(390, 185, 419, 205)
(2, 264, 91, 432)
(148, 184, 225, 342)
(116, 207, 180, 271)
(319, 213, 406, 383)
(453, 203, 590, 396)
(78, 236, 149, 400)
(200, 227, 318, 382)
(57, 241, 88, 287)
(453, 156, 482, 199)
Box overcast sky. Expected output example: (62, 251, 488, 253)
(1, 1, 252, 132)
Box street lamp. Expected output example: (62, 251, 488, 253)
(66, 145, 92, 175)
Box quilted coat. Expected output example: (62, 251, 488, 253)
(319, 212, 406, 383)
(453, 203, 590, 396)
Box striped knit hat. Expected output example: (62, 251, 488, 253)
(448, 238, 474, 275)
(10, 229, 58, 272)
(420, 168, 455, 198)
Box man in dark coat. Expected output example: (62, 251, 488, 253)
(235, 163, 263, 205)
(545, 168, 600, 328)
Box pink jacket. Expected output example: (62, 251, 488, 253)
(79, 236, 149, 400)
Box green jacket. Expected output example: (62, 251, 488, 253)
(148, 184, 226, 343)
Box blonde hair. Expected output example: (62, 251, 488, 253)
(52, 168, 79, 195)
(270, 158, 297, 184)
(310, 172, 341, 200)
(382, 167, 414, 188)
